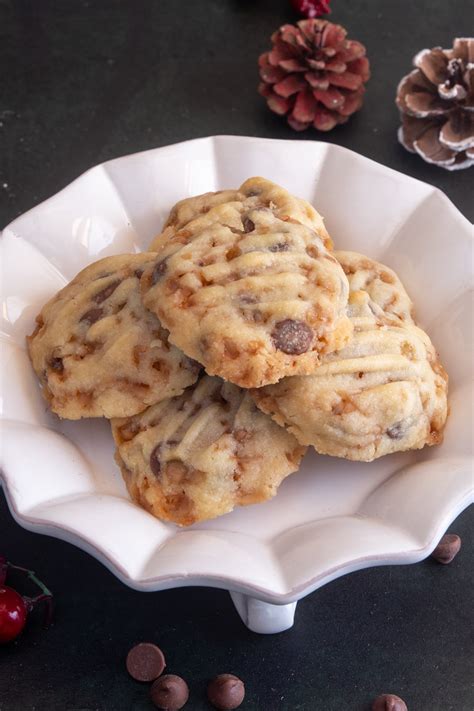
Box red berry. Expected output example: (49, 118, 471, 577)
(291, 0, 331, 18)
(0, 585, 27, 643)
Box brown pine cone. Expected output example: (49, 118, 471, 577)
(397, 38, 474, 170)
(258, 19, 370, 132)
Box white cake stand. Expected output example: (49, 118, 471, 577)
(1, 137, 472, 633)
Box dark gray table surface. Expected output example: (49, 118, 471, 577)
(0, 1, 473, 710)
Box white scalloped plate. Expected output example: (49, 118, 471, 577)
(1, 136, 473, 634)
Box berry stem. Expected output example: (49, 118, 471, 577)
(4, 559, 54, 627)
(9, 564, 53, 597)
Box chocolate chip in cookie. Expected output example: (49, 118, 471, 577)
(242, 217, 255, 233)
(387, 422, 405, 439)
(271, 319, 313, 355)
(80, 308, 103, 325)
(93, 279, 120, 304)
(49, 356, 64, 373)
(152, 260, 168, 285)
(150, 445, 162, 477)
(269, 242, 289, 252)
(239, 293, 258, 305)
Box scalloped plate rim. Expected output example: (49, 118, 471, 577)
(2, 478, 472, 604)
(2, 135, 473, 235)
(1, 135, 473, 607)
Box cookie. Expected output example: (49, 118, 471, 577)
(151, 177, 332, 250)
(159, 188, 242, 235)
(111, 375, 306, 525)
(340, 250, 415, 323)
(252, 252, 448, 462)
(27, 254, 200, 419)
(141, 189, 352, 388)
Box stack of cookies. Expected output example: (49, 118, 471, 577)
(27, 178, 448, 526)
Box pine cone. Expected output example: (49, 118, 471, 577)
(397, 38, 474, 170)
(258, 19, 370, 132)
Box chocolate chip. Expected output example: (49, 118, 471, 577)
(93, 280, 120, 304)
(269, 242, 289, 252)
(49, 357, 64, 373)
(242, 217, 255, 233)
(271, 319, 313, 355)
(372, 694, 407, 711)
(134, 268, 144, 279)
(126, 642, 166, 682)
(150, 674, 189, 710)
(207, 674, 245, 710)
(386, 422, 405, 439)
(152, 260, 168, 284)
(150, 445, 162, 477)
(431, 533, 461, 564)
(80, 308, 103, 325)
(239, 293, 258, 304)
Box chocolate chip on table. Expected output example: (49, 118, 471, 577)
(80, 308, 103, 325)
(126, 642, 166, 682)
(93, 279, 120, 304)
(271, 319, 313, 355)
(242, 217, 255, 233)
(150, 674, 189, 710)
(372, 694, 408, 711)
(207, 674, 245, 710)
(152, 260, 168, 284)
(431, 533, 461, 564)
(150, 445, 162, 477)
